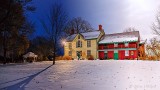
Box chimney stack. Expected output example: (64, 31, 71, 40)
(70, 29, 74, 35)
(99, 25, 102, 30)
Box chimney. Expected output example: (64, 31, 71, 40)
(70, 29, 74, 35)
(99, 25, 102, 30)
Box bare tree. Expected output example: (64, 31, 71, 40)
(123, 27, 136, 32)
(65, 17, 93, 35)
(40, 3, 68, 65)
(152, 11, 160, 36)
(146, 38, 160, 60)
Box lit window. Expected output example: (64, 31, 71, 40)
(76, 40, 82, 48)
(125, 50, 129, 56)
(131, 51, 134, 56)
(69, 51, 72, 56)
(87, 40, 91, 47)
(69, 43, 72, 49)
(125, 43, 129, 47)
(87, 50, 91, 56)
(114, 43, 118, 47)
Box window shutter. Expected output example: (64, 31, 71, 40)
(81, 41, 82, 47)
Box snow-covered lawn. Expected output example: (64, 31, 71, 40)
(0, 60, 160, 90)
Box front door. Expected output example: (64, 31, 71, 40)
(114, 50, 118, 60)
(77, 51, 82, 59)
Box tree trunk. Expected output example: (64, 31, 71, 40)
(3, 32, 7, 64)
(52, 43, 56, 65)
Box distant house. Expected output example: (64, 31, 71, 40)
(64, 25, 145, 60)
(64, 25, 105, 59)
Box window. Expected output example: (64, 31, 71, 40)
(114, 43, 118, 47)
(87, 50, 91, 56)
(131, 51, 134, 56)
(69, 43, 72, 49)
(125, 50, 129, 56)
(125, 43, 129, 47)
(87, 40, 91, 47)
(78, 35, 80, 39)
(104, 44, 107, 49)
(76, 40, 82, 48)
(104, 53, 107, 59)
(69, 51, 72, 56)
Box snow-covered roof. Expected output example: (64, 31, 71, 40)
(81, 30, 101, 39)
(140, 39, 147, 44)
(23, 52, 38, 58)
(99, 31, 140, 44)
(66, 30, 101, 41)
(66, 34, 77, 42)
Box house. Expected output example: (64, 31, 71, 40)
(64, 25, 145, 60)
(98, 31, 142, 60)
(64, 25, 105, 59)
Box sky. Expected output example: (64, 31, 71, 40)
(28, 0, 160, 40)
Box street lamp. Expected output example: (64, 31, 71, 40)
(62, 40, 66, 46)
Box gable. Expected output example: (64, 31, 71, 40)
(73, 34, 85, 42)
(66, 30, 102, 42)
(66, 34, 77, 42)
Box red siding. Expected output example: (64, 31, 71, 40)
(99, 51, 104, 59)
(118, 50, 137, 59)
(99, 44, 104, 50)
(98, 42, 138, 60)
(108, 44, 114, 49)
(118, 43, 125, 48)
(118, 50, 125, 60)
(108, 51, 114, 59)
(129, 42, 137, 48)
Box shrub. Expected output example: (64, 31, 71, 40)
(87, 55, 94, 60)
(56, 56, 72, 60)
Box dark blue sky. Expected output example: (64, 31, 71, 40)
(27, 0, 160, 40)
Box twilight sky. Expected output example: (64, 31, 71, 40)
(28, 0, 160, 40)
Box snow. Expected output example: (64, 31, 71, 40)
(0, 60, 160, 90)
(23, 52, 38, 58)
(99, 35, 138, 44)
(66, 34, 77, 42)
(66, 30, 101, 41)
(81, 30, 100, 39)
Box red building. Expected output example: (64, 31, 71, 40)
(98, 31, 140, 60)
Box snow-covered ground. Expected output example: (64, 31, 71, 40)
(0, 60, 160, 90)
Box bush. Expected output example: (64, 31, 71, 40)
(87, 55, 94, 60)
(56, 56, 72, 60)
(147, 56, 157, 60)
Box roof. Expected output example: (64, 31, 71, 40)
(81, 30, 101, 39)
(140, 39, 147, 44)
(23, 52, 38, 58)
(66, 30, 101, 41)
(66, 34, 77, 42)
(99, 31, 140, 44)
